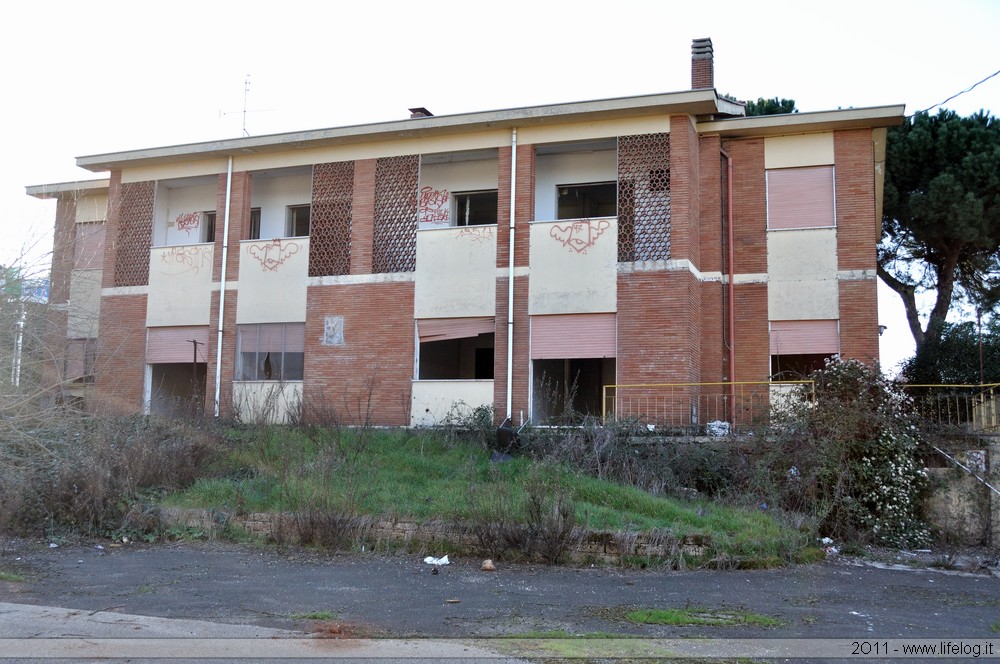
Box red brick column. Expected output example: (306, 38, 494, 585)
(93, 294, 148, 415)
(100, 172, 122, 290)
(351, 159, 376, 275)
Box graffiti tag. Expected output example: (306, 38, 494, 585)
(418, 186, 450, 226)
(175, 212, 201, 236)
(456, 226, 495, 244)
(247, 239, 301, 271)
(159, 245, 212, 275)
(549, 219, 611, 254)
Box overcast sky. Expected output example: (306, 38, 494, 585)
(3, 0, 997, 373)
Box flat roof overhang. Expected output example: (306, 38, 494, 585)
(26, 178, 110, 199)
(697, 105, 906, 138)
(75, 90, 730, 172)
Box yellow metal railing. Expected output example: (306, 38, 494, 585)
(902, 383, 1000, 434)
(601, 381, 815, 433)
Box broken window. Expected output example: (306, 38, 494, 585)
(236, 322, 305, 381)
(557, 182, 617, 219)
(416, 317, 495, 380)
(286, 204, 311, 237)
(769, 320, 839, 380)
(533, 358, 616, 423)
(452, 190, 498, 226)
(65, 338, 97, 383)
(203, 212, 216, 243)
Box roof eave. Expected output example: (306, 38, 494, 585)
(76, 90, 724, 172)
(26, 178, 111, 199)
(696, 105, 906, 137)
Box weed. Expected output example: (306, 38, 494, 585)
(991, 621, 1000, 633)
(291, 610, 336, 621)
(0, 569, 24, 582)
(626, 607, 784, 628)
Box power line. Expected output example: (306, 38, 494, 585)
(910, 68, 1000, 117)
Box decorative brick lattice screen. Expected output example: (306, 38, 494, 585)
(617, 133, 671, 262)
(372, 155, 419, 273)
(113, 181, 155, 287)
(309, 161, 354, 277)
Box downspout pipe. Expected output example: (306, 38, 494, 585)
(720, 148, 736, 424)
(506, 129, 517, 422)
(214, 156, 234, 417)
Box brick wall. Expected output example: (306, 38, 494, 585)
(93, 294, 147, 414)
(497, 143, 534, 269)
(493, 275, 529, 424)
(204, 288, 238, 417)
(835, 129, 877, 272)
(213, 171, 252, 283)
(303, 282, 415, 426)
(722, 138, 767, 275)
(668, 115, 701, 264)
(698, 135, 726, 382)
(101, 172, 122, 290)
(731, 283, 769, 382)
(839, 279, 880, 364)
(350, 159, 376, 275)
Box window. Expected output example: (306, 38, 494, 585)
(557, 182, 616, 219)
(416, 317, 495, 380)
(769, 320, 839, 380)
(452, 190, 498, 226)
(248, 208, 263, 240)
(286, 204, 311, 237)
(766, 166, 835, 230)
(203, 212, 216, 243)
(236, 323, 305, 381)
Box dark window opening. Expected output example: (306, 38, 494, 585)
(770, 353, 833, 381)
(557, 182, 616, 219)
(287, 204, 311, 237)
(533, 358, 615, 423)
(453, 190, 498, 226)
(418, 333, 495, 380)
(248, 208, 263, 240)
(204, 212, 216, 243)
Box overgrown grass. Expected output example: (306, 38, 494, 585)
(291, 610, 336, 620)
(0, 569, 23, 582)
(167, 427, 807, 563)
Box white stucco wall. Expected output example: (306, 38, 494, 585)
(534, 150, 617, 222)
(529, 219, 617, 315)
(232, 381, 303, 425)
(250, 173, 312, 239)
(154, 183, 217, 247)
(67, 269, 102, 338)
(410, 379, 494, 427)
(146, 245, 215, 326)
(414, 226, 497, 318)
(236, 238, 309, 323)
(418, 158, 498, 230)
(767, 228, 839, 320)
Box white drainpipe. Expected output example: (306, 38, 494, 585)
(506, 128, 517, 421)
(213, 156, 234, 417)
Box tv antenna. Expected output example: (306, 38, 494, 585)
(220, 74, 271, 137)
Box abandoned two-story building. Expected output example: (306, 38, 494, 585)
(27, 39, 902, 428)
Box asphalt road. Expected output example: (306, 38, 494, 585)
(0, 538, 997, 661)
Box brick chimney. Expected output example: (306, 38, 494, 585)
(691, 38, 714, 89)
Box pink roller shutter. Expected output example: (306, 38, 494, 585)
(418, 317, 495, 342)
(769, 320, 839, 355)
(530, 313, 616, 359)
(767, 166, 835, 230)
(146, 326, 210, 363)
(74, 223, 106, 269)
(283, 323, 305, 352)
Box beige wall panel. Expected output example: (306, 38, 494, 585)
(75, 194, 108, 223)
(518, 116, 670, 145)
(767, 228, 838, 319)
(232, 381, 303, 425)
(529, 219, 617, 315)
(410, 379, 494, 427)
(67, 269, 102, 338)
(764, 132, 835, 169)
(415, 227, 497, 318)
(232, 131, 510, 173)
(236, 238, 308, 323)
(122, 159, 229, 184)
(146, 245, 214, 326)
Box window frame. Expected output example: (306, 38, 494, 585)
(235, 322, 305, 382)
(286, 204, 311, 238)
(556, 181, 617, 220)
(247, 208, 263, 240)
(451, 189, 498, 227)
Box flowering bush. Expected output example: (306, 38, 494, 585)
(769, 358, 930, 548)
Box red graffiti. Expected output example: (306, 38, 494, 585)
(456, 226, 494, 244)
(159, 246, 212, 275)
(549, 219, 611, 254)
(175, 212, 201, 235)
(418, 186, 450, 226)
(247, 239, 301, 271)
